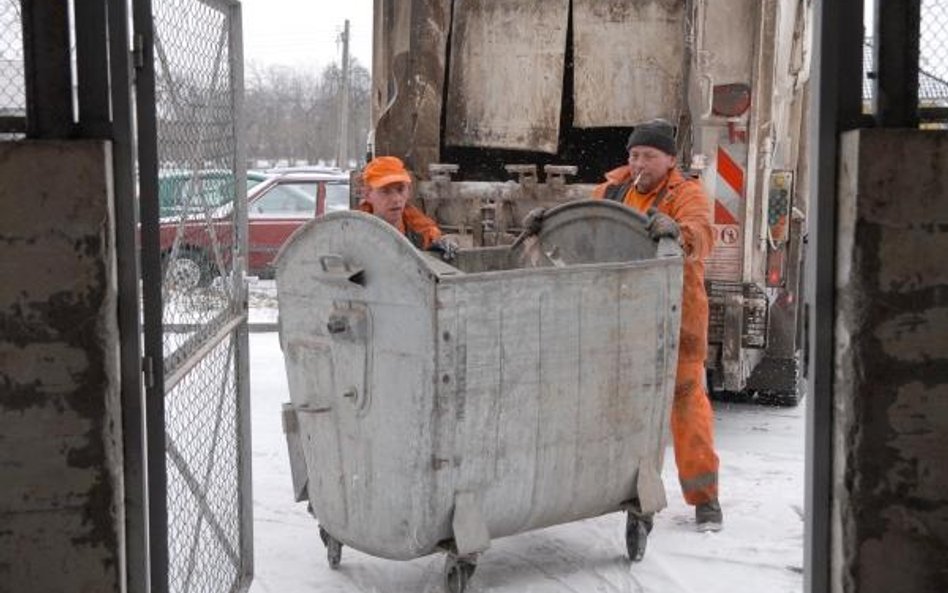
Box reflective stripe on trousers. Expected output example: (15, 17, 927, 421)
(670, 361, 720, 506)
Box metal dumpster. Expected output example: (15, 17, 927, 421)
(276, 200, 683, 592)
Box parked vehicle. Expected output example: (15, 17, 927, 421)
(158, 169, 270, 218)
(370, 0, 811, 405)
(160, 170, 349, 288)
(264, 165, 345, 175)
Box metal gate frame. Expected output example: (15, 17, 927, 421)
(132, 0, 252, 591)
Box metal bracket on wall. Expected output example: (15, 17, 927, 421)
(429, 163, 460, 183)
(544, 164, 577, 187)
(504, 164, 538, 186)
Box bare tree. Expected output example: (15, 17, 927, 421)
(244, 59, 371, 167)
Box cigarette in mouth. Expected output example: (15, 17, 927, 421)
(633, 171, 643, 188)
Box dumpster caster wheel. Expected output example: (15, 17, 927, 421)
(626, 512, 653, 562)
(443, 555, 476, 593)
(319, 526, 342, 569)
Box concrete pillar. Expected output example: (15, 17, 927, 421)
(834, 129, 948, 593)
(0, 141, 123, 593)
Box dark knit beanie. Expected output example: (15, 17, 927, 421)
(625, 119, 677, 155)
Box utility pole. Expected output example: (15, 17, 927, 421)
(336, 19, 350, 169)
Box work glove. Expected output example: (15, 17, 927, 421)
(430, 236, 459, 262)
(646, 208, 680, 241)
(522, 207, 547, 236)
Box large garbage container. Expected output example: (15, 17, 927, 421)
(276, 200, 683, 592)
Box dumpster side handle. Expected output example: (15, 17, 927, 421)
(296, 403, 332, 414)
(320, 253, 366, 287)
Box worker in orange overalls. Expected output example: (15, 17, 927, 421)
(592, 119, 721, 532)
(358, 156, 457, 258)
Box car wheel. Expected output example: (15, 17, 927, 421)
(164, 248, 212, 291)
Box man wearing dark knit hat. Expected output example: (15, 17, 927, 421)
(594, 119, 723, 533)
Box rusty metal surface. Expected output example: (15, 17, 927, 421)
(572, 0, 686, 128)
(706, 281, 768, 349)
(373, 0, 451, 174)
(415, 178, 598, 245)
(444, 0, 569, 153)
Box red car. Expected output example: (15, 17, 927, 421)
(160, 170, 350, 289)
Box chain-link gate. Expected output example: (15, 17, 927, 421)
(134, 0, 251, 590)
(0, 0, 25, 136)
(864, 0, 948, 126)
(920, 0, 948, 125)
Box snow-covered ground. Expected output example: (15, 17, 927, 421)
(248, 279, 279, 326)
(247, 319, 804, 593)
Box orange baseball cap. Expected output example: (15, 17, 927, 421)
(362, 156, 412, 189)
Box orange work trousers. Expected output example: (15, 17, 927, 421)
(670, 360, 720, 506)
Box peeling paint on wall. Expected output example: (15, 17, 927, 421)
(876, 308, 948, 362)
(886, 382, 948, 508)
(0, 141, 123, 593)
(0, 342, 90, 397)
(877, 229, 948, 291)
(834, 129, 948, 593)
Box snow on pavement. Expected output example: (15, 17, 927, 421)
(248, 331, 804, 593)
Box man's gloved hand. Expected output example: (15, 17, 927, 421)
(646, 208, 680, 241)
(430, 236, 459, 262)
(522, 207, 546, 236)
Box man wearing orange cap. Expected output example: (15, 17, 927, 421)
(593, 120, 722, 534)
(359, 156, 455, 257)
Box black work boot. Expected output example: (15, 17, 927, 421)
(695, 499, 723, 532)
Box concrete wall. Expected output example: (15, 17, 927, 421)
(0, 141, 124, 593)
(834, 129, 948, 593)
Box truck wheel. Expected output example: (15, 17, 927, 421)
(752, 389, 801, 407)
(771, 391, 800, 407)
(443, 555, 476, 593)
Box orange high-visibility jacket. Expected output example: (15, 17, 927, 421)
(594, 166, 714, 363)
(358, 202, 442, 250)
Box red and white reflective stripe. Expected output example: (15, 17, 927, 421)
(707, 141, 748, 281)
(714, 145, 744, 225)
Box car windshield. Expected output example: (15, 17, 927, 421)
(250, 182, 319, 216)
(325, 182, 350, 212)
(159, 170, 243, 217)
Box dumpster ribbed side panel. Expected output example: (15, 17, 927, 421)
(440, 258, 682, 540)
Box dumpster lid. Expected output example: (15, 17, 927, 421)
(511, 200, 660, 267)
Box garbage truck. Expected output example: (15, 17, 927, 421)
(368, 0, 812, 404)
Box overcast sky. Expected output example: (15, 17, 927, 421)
(240, 0, 373, 73)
